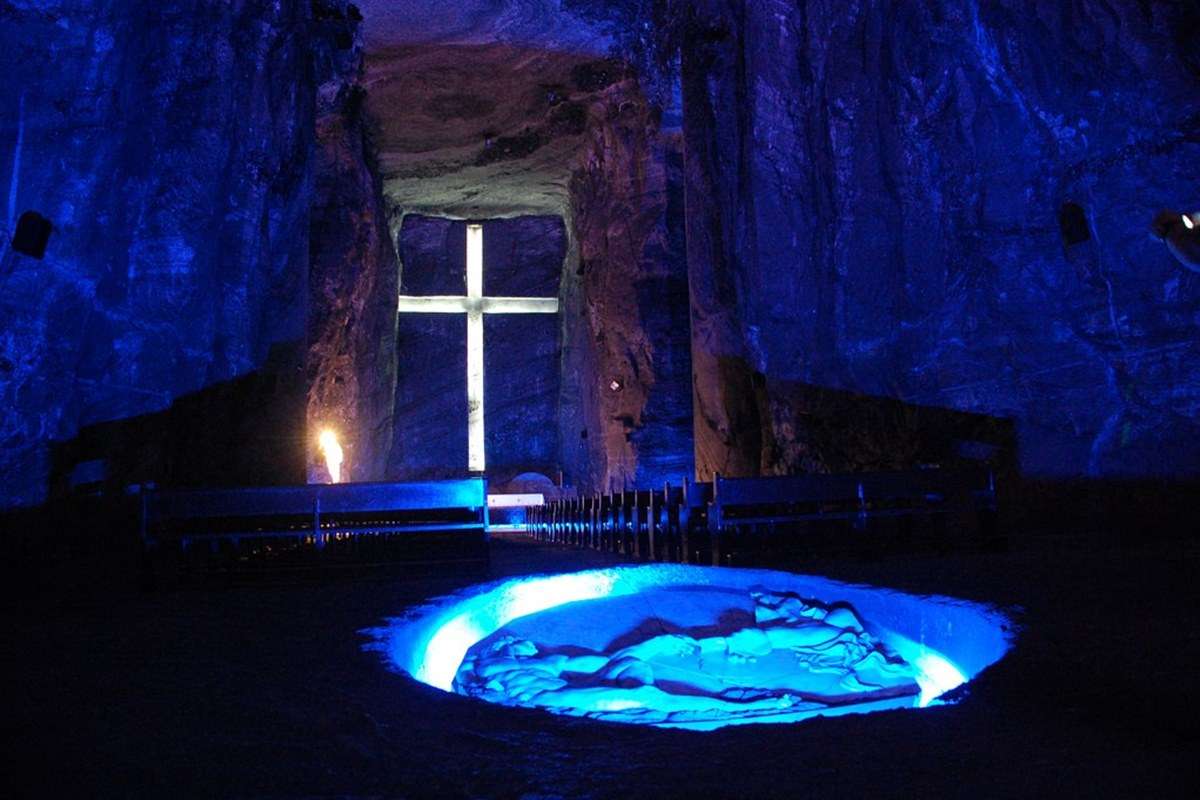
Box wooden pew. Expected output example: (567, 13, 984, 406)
(599, 492, 615, 552)
(141, 479, 489, 571)
(585, 495, 600, 550)
(614, 489, 657, 559)
(614, 490, 633, 555)
(707, 468, 994, 565)
(523, 469, 995, 567)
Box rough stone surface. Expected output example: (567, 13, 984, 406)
(354, 0, 612, 54)
(0, 0, 313, 505)
(681, 0, 1200, 480)
(306, 2, 400, 484)
(363, 42, 619, 219)
(565, 95, 694, 492)
(17, 0, 1185, 504)
(679, 13, 764, 481)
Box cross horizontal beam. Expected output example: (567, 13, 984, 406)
(396, 296, 558, 314)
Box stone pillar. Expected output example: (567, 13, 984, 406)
(566, 75, 665, 492)
(565, 63, 694, 492)
(680, 0, 762, 480)
(305, 3, 399, 483)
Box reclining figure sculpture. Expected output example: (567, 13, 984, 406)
(454, 589, 921, 723)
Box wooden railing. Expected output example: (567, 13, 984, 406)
(527, 478, 712, 563)
(526, 468, 996, 565)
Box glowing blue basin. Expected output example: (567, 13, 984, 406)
(367, 565, 1013, 730)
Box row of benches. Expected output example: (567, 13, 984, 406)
(139, 479, 491, 574)
(135, 469, 995, 574)
(525, 468, 997, 564)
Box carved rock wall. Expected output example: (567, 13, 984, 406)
(306, 2, 399, 483)
(358, 10, 694, 493)
(388, 214, 564, 484)
(566, 79, 694, 492)
(683, 0, 1200, 480)
(0, 0, 313, 506)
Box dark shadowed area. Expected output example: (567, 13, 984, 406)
(3, 533, 1198, 798)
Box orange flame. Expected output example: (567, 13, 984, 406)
(318, 429, 344, 484)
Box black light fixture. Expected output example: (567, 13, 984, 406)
(12, 210, 52, 259)
(1058, 201, 1090, 248)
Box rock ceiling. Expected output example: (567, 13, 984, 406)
(355, 1, 616, 219)
(353, 0, 610, 53)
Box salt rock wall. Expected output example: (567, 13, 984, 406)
(306, 2, 400, 483)
(683, 0, 1200, 480)
(0, 0, 313, 506)
(565, 76, 694, 492)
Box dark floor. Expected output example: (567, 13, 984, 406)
(3, 528, 1198, 799)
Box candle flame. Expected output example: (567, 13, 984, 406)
(318, 429, 343, 484)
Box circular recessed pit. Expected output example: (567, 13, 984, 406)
(367, 565, 1013, 731)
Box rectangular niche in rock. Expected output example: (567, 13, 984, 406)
(390, 215, 564, 482)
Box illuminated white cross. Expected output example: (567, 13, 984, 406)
(396, 224, 559, 472)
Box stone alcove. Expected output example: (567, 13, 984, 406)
(305, 9, 694, 493)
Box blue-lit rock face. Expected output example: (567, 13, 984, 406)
(6, 0, 1194, 507)
(672, 1, 1200, 481)
(565, 124, 695, 493)
(0, 1, 315, 504)
(369, 566, 1012, 730)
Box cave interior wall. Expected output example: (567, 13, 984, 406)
(2, 0, 1197, 511)
(679, 0, 1200, 483)
(0, 0, 315, 506)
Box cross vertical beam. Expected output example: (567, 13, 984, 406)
(466, 224, 485, 472)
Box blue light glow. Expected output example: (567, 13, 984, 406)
(411, 570, 618, 690)
(912, 651, 970, 707)
(367, 565, 1013, 730)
